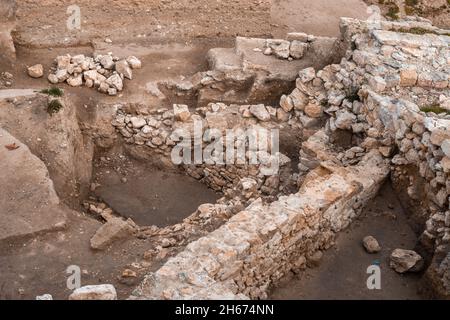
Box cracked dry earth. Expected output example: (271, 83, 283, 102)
(1, 0, 450, 301)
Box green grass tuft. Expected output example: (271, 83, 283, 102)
(40, 87, 64, 97)
(393, 27, 450, 37)
(346, 91, 360, 103)
(47, 99, 63, 115)
(405, 0, 418, 7)
(420, 105, 450, 115)
(387, 4, 400, 20)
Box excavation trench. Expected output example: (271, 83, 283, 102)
(90, 149, 221, 227)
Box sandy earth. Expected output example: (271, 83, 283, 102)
(271, 0, 370, 37)
(93, 157, 220, 227)
(0, 212, 159, 300)
(270, 183, 424, 300)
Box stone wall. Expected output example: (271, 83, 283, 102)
(130, 150, 389, 299)
(286, 16, 450, 297)
(113, 102, 295, 196)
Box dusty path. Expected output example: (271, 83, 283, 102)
(271, 0, 370, 37)
(270, 182, 423, 300)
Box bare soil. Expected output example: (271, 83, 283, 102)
(0, 212, 155, 300)
(271, 0, 370, 38)
(93, 156, 220, 227)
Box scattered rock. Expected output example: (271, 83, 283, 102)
(106, 73, 123, 91)
(362, 236, 381, 253)
(47, 73, 58, 84)
(90, 218, 135, 250)
(267, 40, 290, 59)
(115, 60, 133, 80)
(289, 41, 308, 59)
(390, 249, 424, 273)
(67, 74, 83, 87)
(36, 294, 53, 300)
(335, 110, 356, 130)
(27, 64, 44, 78)
(69, 284, 117, 300)
(122, 269, 137, 278)
(99, 55, 114, 69)
(280, 95, 294, 112)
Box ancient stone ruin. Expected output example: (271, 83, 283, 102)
(0, 0, 449, 301)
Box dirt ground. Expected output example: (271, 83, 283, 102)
(0, 211, 155, 300)
(93, 156, 220, 227)
(271, 0, 370, 37)
(270, 182, 424, 300)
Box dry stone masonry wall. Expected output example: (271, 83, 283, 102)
(112, 102, 295, 196)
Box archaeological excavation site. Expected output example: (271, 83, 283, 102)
(0, 0, 449, 303)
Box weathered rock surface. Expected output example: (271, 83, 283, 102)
(390, 249, 424, 273)
(363, 236, 382, 253)
(69, 284, 117, 300)
(90, 217, 135, 250)
(27, 64, 44, 78)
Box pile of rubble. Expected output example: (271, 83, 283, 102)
(262, 33, 312, 60)
(42, 54, 142, 95)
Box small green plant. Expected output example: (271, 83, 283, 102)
(393, 27, 450, 37)
(40, 87, 64, 97)
(346, 89, 360, 103)
(397, 27, 430, 35)
(387, 4, 400, 20)
(47, 99, 63, 115)
(405, 6, 415, 15)
(405, 0, 418, 7)
(420, 105, 450, 115)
